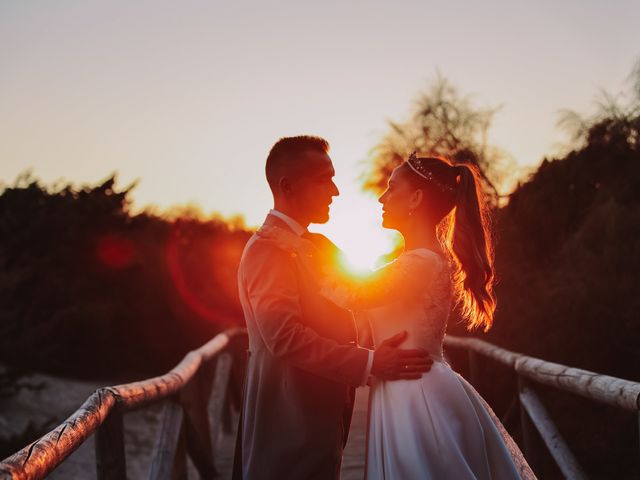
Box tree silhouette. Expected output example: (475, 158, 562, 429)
(0, 175, 252, 378)
(363, 75, 513, 203)
(479, 59, 640, 479)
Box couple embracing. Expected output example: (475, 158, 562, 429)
(233, 136, 536, 479)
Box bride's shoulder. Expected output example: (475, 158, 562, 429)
(390, 249, 449, 282)
(363, 249, 436, 284)
(400, 248, 446, 268)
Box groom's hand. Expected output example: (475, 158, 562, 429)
(371, 331, 432, 380)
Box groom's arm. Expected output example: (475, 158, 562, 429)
(244, 240, 370, 387)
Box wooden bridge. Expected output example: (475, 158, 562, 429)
(1, 329, 639, 479)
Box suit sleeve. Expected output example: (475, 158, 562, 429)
(243, 240, 370, 387)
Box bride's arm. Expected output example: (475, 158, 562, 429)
(255, 224, 440, 311)
(320, 253, 439, 310)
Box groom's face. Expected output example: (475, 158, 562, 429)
(289, 150, 339, 224)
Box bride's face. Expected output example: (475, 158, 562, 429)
(378, 166, 421, 230)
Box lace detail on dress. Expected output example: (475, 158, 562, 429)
(416, 254, 452, 353)
(318, 251, 442, 310)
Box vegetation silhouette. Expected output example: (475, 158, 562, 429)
(0, 174, 251, 379)
(363, 75, 515, 204)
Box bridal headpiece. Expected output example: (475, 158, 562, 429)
(406, 152, 458, 194)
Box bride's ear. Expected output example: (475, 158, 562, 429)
(409, 189, 424, 211)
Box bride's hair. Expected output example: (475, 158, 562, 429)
(402, 154, 496, 331)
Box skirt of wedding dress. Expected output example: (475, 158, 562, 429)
(366, 359, 537, 480)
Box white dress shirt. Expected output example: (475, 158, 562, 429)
(268, 209, 307, 236)
(268, 208, 374, 386)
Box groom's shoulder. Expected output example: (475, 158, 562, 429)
(241, 232, 296, 265)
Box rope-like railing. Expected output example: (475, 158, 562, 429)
(0, 327, 247, 480)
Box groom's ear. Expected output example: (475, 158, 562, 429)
(279, 177, 293, 195)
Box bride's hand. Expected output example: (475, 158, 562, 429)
(371, 331, 433, 380)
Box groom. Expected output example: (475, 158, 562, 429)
(233, 136, 433, 479)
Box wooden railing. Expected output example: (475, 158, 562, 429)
(444, 335, 640, 479)
(0, 328, 248, 480)
(3, 331, 639, 479)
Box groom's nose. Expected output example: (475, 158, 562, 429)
(330, 180, 339, 196)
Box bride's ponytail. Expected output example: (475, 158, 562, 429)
(445, 164, 496, 331)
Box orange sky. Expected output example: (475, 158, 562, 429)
(1, 1, 638, 267)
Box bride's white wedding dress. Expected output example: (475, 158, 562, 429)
(329, 248, 536, 479)
(257, 226, 537, 480)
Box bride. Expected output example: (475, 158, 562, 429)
(259, 152, 536, 479)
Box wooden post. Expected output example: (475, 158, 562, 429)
(468, 349, 480, 387)
(501, 393, 519, 429)
(517, 375, 543, 477)
(149, 398, 188, 480)
(227, 335, 248, 413)
(222, 391, 234, 435)
(519, 382, 587, 479)
(95, 410, 127, 480)
(209, 352, 233, 450)
(181, 361, 217, 479)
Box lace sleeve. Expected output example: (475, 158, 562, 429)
(319, 252, 440, 310)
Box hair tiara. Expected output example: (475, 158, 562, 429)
(406, 151, 457, 193)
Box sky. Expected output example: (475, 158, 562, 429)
(1, 0, 638, 268)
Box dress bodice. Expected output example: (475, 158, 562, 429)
(359, 250, 453, 361)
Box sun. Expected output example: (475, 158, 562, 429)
(311, 189, 399, 277)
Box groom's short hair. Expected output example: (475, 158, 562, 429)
(266, 135, 330, 192)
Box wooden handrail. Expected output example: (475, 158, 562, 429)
(444, 335, 640, 412)
(3, 331, 637, 479)
(445, 335, 525, 368)
(445, 334, 640, 478)
(0, 328, 247, 480)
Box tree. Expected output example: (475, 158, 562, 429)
(557, 57, 640, 153)
(0, 174, 252, 378)
(484, 59, 640, 478)
(363, 75, 512, 204)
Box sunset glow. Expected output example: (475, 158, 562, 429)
(1, 2, 637, 228)
(313, 188, 399, 275)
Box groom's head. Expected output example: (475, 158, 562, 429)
(266, 135, 339, 225)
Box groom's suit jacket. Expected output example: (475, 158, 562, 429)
(234, 213, 370, 480)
